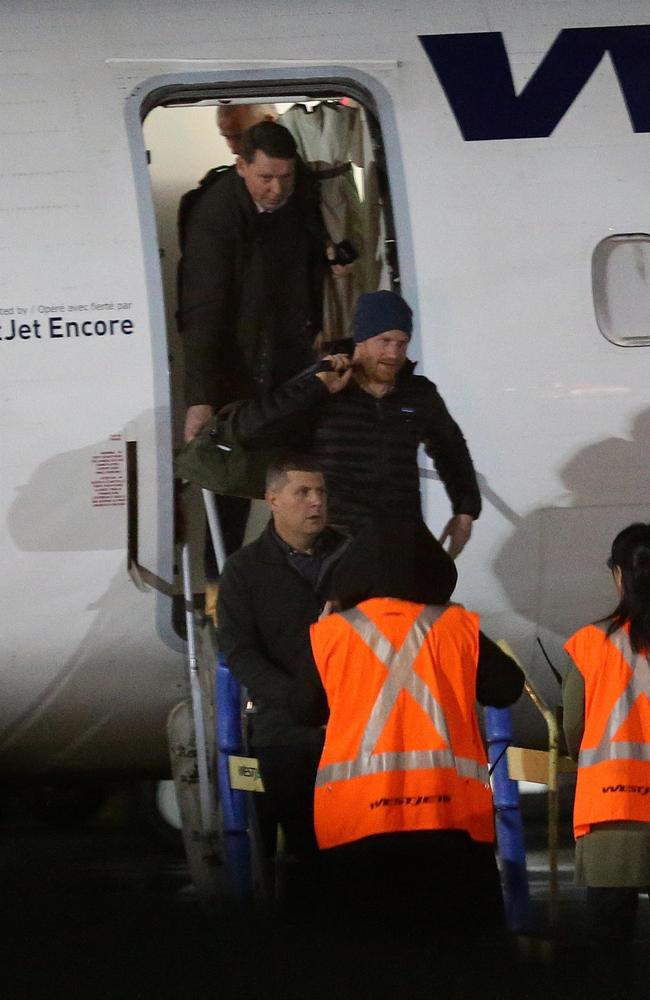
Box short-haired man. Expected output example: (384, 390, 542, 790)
(233, 290, 482, 558)
(180, 121, 336, 577)
(177, 104, 278, 260)
(180, 121, 330, 444)
(217, 455, 349, 864)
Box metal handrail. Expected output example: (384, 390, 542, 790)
(521, 677, 561, 926)
(202, 488, 227, 573)
(180, 540, 214, 838)
(497, 641, 570, 927)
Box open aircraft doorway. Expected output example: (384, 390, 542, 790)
(141, 81, 400, 627)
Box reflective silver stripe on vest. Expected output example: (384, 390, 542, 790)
(578, 626, 650, 768)
(315, 605, 489, 788)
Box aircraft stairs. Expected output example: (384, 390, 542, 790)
(171, 488, 585, 951)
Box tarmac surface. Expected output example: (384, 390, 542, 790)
(3, 783, 650, 1000)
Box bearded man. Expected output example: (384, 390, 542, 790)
(233, 290, 481, 558)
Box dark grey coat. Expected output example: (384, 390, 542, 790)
(217, 522, 349, 747)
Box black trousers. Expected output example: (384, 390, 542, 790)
(321, 830, 506, 938)
(253, 741, 324, 862)
(587, 885, 650, 945)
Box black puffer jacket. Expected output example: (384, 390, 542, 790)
(233, 363, 482, 531)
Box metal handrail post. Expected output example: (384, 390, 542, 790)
(496, 641, 563, 928)
(216, 654, 253, 900)
(202, 488, 227, 575)
(180, 540, 213, 837)
(523, 679, 561, 927)
(485, 705, 533, 933)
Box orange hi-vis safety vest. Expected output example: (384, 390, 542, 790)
(565, 622, 650, 839)
(310, 598, 494, 850)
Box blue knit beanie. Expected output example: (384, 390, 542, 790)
(352, 291, 413, 343)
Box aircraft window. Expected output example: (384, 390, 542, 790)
(592, 234, 650, 347)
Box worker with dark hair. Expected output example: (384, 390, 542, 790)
(292, 517, 523, 936)
(564, 521, 650, 948)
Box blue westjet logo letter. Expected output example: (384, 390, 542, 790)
(419, 26, 650, 140)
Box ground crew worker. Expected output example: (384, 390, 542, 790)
(563, 521, 650, 948)
(292, 518, 524, 935)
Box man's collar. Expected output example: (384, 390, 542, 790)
(235, 174, 291, 216)
(254, 201, 286, 214)
(271, 521, 324, 556)
(257, 520, 344, 563)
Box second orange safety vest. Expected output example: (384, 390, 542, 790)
(565, 622, 650, 838)
(310, 598, 494, 850)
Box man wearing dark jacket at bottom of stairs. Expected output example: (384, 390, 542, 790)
(232, 290, 482, 559)
(216, 453, 350, 870)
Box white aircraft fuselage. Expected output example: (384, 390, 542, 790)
(2, 0, 649, 774)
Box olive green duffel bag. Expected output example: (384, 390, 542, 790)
(174, 404, 280, 500)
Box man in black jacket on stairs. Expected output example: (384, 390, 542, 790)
(233, 290, 482, 559)
(217, 454, 349, 867)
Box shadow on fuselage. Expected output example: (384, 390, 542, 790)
(492, 407, 650, 745)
